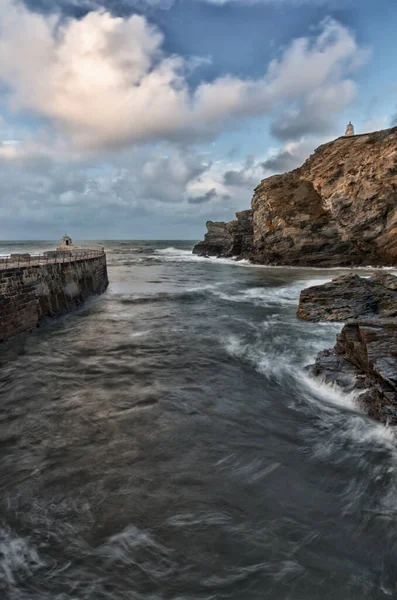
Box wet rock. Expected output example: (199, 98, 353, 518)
(297, 272, 397, 322)
(307, 320, 397, 425)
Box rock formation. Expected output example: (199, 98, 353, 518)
(192, 210, 252, 258)
(193, 127, 397, 267)
(297, 273, 397, 322)
(307, 320, 397, 425)
(300, 274, 397, 425)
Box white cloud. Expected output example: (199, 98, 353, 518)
(0, 2, 368, 150)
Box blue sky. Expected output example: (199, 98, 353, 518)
(0, 0, 396, 239)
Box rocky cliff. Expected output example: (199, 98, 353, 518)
(193, 127, 397, 266)
(192, 210, 253, 258)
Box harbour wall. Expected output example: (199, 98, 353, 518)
(0, 253, 109, 342)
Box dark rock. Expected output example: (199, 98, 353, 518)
(297, 272, 397, 322)
(307, 320, 397, 425)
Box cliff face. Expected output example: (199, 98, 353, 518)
(193, 128, 397, 266)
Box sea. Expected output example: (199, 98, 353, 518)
(1, 239, 397, 600)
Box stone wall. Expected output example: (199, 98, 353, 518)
(0, 254, 108, 342)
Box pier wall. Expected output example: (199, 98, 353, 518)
(0, 253, 108, 342)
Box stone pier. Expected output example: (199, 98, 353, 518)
(0, 251, 109, 342)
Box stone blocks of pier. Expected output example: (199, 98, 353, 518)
(0, 254, 108, 342)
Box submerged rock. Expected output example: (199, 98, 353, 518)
(194, 127, 397, 266)
(297, 272, 397, 322)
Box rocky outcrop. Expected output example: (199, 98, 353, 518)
(308, 320, 397, 425)
(300, 273, 397, 424)
(194, 127, 397, 266)
(193, 210, 252, 257)
(297, 272, 397, 322)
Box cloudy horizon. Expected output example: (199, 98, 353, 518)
(0, 0, 395, 240)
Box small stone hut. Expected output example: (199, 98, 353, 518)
(59, 235, 73, 248)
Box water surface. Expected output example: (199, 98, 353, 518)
(0, 240, 396, 599)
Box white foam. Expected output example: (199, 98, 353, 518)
(297, 371, 397, 460)
(153, 248, 397, 276)
(210, 277, 332, 308)
(224, 334, 296, 380)
(298, 371, 359, 411)
(155, 246, 190, 255)
(130, 330, 151, 338)
(0, 527, 46, 589)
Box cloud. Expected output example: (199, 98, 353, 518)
(22, 0, 353, 13)
(2, 130, 285, 239)
(222, 155, 262, 187)
(0, 139, 236, 236)
(187, 187, 230, 204)
(261, 137, 328, 173)
(261, 149, 301, 173)
(270, 81, 356, 140)
(0, 2, 368, 150)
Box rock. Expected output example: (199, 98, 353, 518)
(194, 127, 397, 266)
(193, 210, 252, 257)
(297, 272, 397, 322)
(307, 320, 397, 425)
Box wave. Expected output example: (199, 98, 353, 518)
(211, 277, 333, 308)
(154, 247, 257, 266)
(155, 246, 192, 255)
(116, 286, 219, 306)
(152, 248, 397, 275)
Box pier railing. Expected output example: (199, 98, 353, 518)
(0, 249, 105, 270)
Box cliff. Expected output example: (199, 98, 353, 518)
(193, 127, 397, 266)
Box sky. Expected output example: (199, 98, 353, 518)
(0, 0, 396, 239)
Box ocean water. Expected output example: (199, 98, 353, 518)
(0, 240, 397, 600)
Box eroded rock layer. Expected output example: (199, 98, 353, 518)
(297, 273, 397, 322)
(192, 210, 252, 258)
(300, 273, 397, 424)
(194, 127, 397, 266)
(308, 320, 397, 425)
